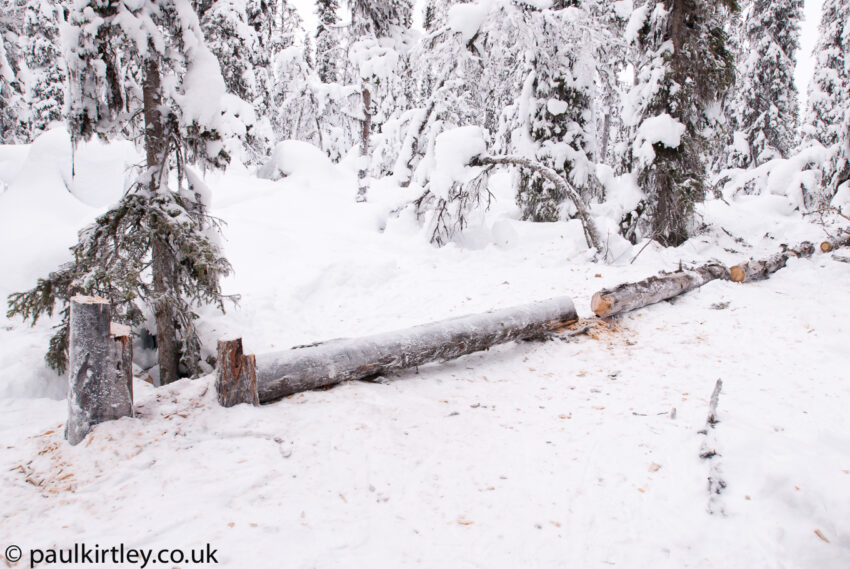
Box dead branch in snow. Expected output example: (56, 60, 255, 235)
(699, 379, 726, 515)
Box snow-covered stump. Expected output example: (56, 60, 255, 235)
(65, 296, 134, 446)
(215, 339, 259, 408)
(256, 296, 579, 402)
(591, 263, 729, 318)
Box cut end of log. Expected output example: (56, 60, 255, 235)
(71, 295, 110, 305)
(729, 265, 746, 283)
(591, 292, 613, 317)
(820, 241, 834, 253)
(110, 322, 132, 338)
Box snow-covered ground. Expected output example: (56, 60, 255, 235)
(1, 131, 848, 568)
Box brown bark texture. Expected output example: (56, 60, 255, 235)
(256, 296, 578, 402)
(216, 339, 260, 407)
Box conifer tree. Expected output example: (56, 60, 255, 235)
(315, 0, 340, 83)
(626, 0, 738, 246)
(0, 4, 26, 143)
(23, 0, 66, 136)
(803, 0, 850, 203)
(7, 0, 248, 383)
(727, 0, 802, 168)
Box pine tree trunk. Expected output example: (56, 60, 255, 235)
(256, 296, 578, 401)
(144, 55, 180, 385)
(356, 85, 372, 202)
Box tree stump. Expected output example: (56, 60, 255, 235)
(110, 323, 134, 415)
(216, 339, 259, 407)
(65, 296, 134, 445)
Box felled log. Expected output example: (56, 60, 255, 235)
(65, 296, 134, 445)
(729, 241, 815, 283)
(591, 263, 729, 318)
(215, 338, 259, 407)
(256, 296, 578, 402)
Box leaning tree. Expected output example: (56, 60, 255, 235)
(7, 0, 249, 384)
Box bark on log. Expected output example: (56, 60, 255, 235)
(65, 297, 134, 445)
(591, 263, 729, 318)
(216, 339, 259, 407)
(256, 296, 578, 402)
(109, 323, 134, 416)
(729, 242, 815, 283)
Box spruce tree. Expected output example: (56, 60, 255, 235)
(23, 0, 66, 136)
(0, 3, 26, 143)
(7, 0, 246, 383)
(627, 0, 738, 246)
(315, 0, 340, 83)
(728, 0, 802, 168)
(803, 0, 850, 203)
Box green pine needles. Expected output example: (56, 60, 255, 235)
(7, 180, 234, 377)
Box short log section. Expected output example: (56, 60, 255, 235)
(65, 296, 134, 445)
(216, 339, 259, 407)
(729, 242, 816, 283)
(256, 296, 578, 402)
(591, 263, 729, 318)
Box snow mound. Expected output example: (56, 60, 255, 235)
(431, 126, 488, 200)
(257, 141, 335, 181)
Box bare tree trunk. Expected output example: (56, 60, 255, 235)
(473, 155, 604, 254)
(591, 263, 729, 318)
(356, 85, 372, 203)
(256, 296, 578, 401)
(144, 55, 179, 385)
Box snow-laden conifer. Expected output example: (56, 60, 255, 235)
(625, 0, 738, 246)
(803, 0, 850, 204)
(8, 0, 250, 383)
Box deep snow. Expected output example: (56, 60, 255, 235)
(0, 130, 848, 568)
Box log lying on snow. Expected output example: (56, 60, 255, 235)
(729, 241, 815, 283)
(591, 263, 729, 318)
(256, 296, 578, 402)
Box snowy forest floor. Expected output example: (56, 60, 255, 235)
(1, 131, 849, 568)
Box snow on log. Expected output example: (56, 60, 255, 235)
(65, 297, 134, 446)
(216, 338, 259, 407)
(256, 296, 579, 402)
(729, 241, 815, 283)
(591, 263, 729, 318)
